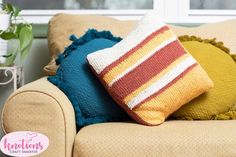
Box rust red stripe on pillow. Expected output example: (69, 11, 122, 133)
(109, 40, 186, 100)
(132, 63, 198, 110)
(99, 25, 170, 78)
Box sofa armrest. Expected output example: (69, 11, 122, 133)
(1, 77, 76, 157)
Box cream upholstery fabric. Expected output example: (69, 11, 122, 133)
(170, 20, 236, 54)
(2, 77, 76, 157)
(74, 121, 236, 157)
(48, 14, 136, 59)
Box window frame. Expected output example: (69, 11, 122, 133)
(188, 10, 236, 16)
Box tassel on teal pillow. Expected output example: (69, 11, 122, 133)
(48, 29, 129, 128)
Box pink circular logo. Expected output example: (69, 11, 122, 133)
(0, 131, 49, 157)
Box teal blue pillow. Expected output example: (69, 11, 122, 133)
(48, 29, 128, 128)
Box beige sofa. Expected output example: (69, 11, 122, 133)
(2, 77, 236, 157)
(2, 14, 236, 157)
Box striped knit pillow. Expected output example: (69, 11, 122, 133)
(87, 12, 214, 126)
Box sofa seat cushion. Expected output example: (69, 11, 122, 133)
(73, 121, 236, 157)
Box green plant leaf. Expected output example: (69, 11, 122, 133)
(19, 26, 33, 59)
(14, 23, 26, 38)
(1, 54, 12, 58)
(12, 5, 20, 17)
(3, 3, 14, 15)
(4, 52, 17, 66)
(3, 3, 11, 12)
(1, 3, 21, 18)
(0, 31, 16, 40)
(0, 3, 32, 64)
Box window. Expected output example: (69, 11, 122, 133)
(2, 0, 155, 23)
(174, 0, 236, 23)
(190, 0, 236, 10)
(188, 0, 236, 16)
(1, 0, 236, 24)
(3, 0, 153, 10)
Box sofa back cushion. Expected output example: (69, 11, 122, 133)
(46, 14, 236, 75)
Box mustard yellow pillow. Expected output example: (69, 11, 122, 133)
(172, 36, 236, 120)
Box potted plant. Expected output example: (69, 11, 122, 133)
(0, 3, 33, 66)
(0, 4, 10, 64)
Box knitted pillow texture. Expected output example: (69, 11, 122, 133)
(48, 29, 128, 128)
(172, 36, 236, 120)
(87, 12, 214, 126)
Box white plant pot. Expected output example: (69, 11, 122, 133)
(0, 13, 10, 64)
